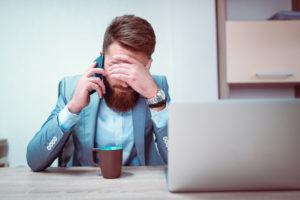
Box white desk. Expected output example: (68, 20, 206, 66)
(1, 166, 300, 199)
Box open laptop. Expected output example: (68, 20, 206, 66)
(168, 99, 300, 192)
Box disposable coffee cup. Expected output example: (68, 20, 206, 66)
(91, 147, 123, 179)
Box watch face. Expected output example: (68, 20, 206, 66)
(148, 89, 166, 105)
(158, 90, 166, 99)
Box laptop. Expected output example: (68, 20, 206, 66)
(168, 99, 300, 192)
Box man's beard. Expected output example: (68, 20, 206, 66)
(103, 78, 139, 113)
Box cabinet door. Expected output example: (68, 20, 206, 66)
(226, 21, 300, 84)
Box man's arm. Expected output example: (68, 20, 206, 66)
(27, 63, 106, 171)
(26, 78, 72, 171)
(150, 76, 170, 164)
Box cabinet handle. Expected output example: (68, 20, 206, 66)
(256, 72, 295, 77)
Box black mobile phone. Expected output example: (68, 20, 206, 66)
(89, 53, 104, 95)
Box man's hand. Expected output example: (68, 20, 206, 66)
(107, 54, 158, 99)
(68, 63, 107, 114)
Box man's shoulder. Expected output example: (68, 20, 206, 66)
(151, 75, 167, 84)
(151, 74, 166, 80)
(58, 75, 81, 100)
(151, 75, 168, 88)
(61, 75, 81, 84)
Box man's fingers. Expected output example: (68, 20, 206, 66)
(85, 67, 107, 78)
(83, 63, 96, 76)
(88, 77, 106, 94)
(108, 65, 132, 76)
(112, 54, 141, 65)
(108, 63, 131, 70)
(110, 74, 131, 83)
(88, 82, 103, 98)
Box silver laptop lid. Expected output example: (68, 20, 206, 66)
(168, 99, 300, 192)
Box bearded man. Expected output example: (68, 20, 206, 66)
(26, 15, 170, 171)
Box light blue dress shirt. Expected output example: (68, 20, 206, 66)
(96, 99, 134, 165)
(58, 99, 168, 165)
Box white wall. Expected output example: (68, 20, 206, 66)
(0, 0, 218, 167)
(170, 0, 218, 101)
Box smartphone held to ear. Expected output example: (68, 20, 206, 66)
(89, 53, 104, 95)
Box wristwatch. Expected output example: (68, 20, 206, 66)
(146, 89, 167, 108)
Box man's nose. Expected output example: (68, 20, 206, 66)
(120, 81, 129, 88)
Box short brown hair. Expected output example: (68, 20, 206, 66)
(103, 15, 156, 58)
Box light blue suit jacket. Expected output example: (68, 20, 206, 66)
(26, 75, 170, 171)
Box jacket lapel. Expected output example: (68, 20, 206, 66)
(132, 96, 147, 165)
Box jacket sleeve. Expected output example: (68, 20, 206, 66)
(152, 76, 170, 164)
(26, 78, 72, 171)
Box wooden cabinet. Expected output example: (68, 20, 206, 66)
(226, 21, 300, 84)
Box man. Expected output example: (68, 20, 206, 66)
(27, 15, 170, 171)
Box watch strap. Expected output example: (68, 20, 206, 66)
(148, 99, 167, 108)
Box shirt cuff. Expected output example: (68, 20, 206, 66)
(58, 105, 81, 132)
(150, 103, 169, 128)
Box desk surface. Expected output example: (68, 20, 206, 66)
(1, 166, 300, 200)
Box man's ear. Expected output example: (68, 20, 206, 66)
(146, 58, 153, 70)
